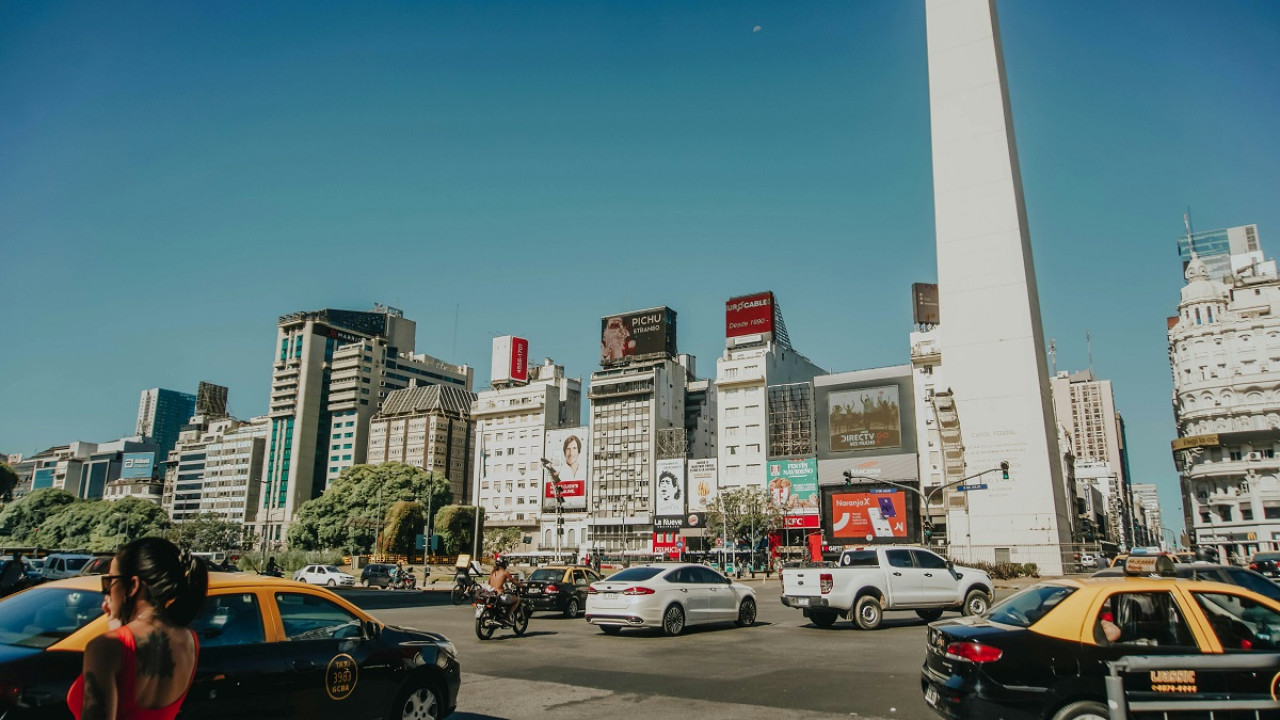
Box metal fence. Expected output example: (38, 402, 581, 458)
(1105, 653, 1280, 719)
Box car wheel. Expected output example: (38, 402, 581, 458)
(662, 604, 686, 636)
(390, 680, 441, 720)
(854, 595, 883, 630)
(599, 625, 621, 635)
(916, 608, 944, 622)
(564, 597, 581, 619)
(810, 610, 838, 628)
(735, 597, 757, 627)
(327, 579, 336, 587)
(1050, 700, 1108, 720)
(962, 589, 990, 617)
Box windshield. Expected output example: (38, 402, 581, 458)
(986, 584, 1076, 627)
(528, 569, 564, 582)
(65, 558, 90, 572)
(1222, 569, 1280, 601)
(605, 567, 663, 582)
(0, 588, 104, 648)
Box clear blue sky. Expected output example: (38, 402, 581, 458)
(3, 1, 1278, 538)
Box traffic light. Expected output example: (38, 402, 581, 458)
(923, 521, 933, 540)
(843, 470, 853, 486)
(1000, 461, 1009, 480)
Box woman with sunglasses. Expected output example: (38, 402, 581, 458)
(67, 537, 209, 720)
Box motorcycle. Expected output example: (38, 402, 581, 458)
(474, 586, 530, 640)
(390, 567, 418, 591)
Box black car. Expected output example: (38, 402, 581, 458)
(1249, 552, 1280, 579)
(523, 566, 602, 618)
(1092, 562, 1280, 600)
(360, 563, 396, 588)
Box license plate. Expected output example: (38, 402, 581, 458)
(474, 606, 485, 618)
(794, 597, 810, 607)
(604, 593, 618, 600)
(925, 686, 939, 707)
(527, 588, 541, 594)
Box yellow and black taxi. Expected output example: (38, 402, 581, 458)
(522, 565, 604, 618)
(0, 572, 460, 720)
(921, 554, 1280, 719)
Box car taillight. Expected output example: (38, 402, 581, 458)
(0, 677, 21, 704)
(545, 585, 559, 594)
(1250, 563, 1259, 570)
(587, 586, 599, 594)
(820, 573, 833, 594)
(945, 642, 1003, 663)
(621, 586, 655, 595)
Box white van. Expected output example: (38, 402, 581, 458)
(42, 553, 94, 580)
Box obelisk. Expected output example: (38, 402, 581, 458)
(925, 0, 1073, 573)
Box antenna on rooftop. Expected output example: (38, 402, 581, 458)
(1049, 339, 1057, 375)
(1185, 209, 1196, 256)
(1086, 330, 1093, 375)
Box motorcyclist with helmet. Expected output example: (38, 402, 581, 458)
(488, 558, 523, 620)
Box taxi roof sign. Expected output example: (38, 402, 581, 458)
(1124, 553, 1176, 577)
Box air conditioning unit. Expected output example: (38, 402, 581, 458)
(1247, 452, 1263, 461)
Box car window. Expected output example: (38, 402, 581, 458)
(528, 569, 563, 582)
(840, 550, 878, 567)
(192, 593, 266, 647)
(693, 567, 727, 584)
(0, 587, 105, 648)
(1098, 592, 1196, 648)
(886, 550, 913, 569)
(275, 593, 362, 641)
(65, 559, 89, 572)
(911, 550, 948, 570)
(324, 566, 341, 574)
(586, 570, 602, 583)
(988, 585, 1075, 627)
(1192, 592, 1280, 651)
(608, 567, 663, 582)
(664, 568, 695, 584)
(1221, 569, 1280, 601)
(572, 571, 587, 586)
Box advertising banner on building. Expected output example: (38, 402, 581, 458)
(682, 512, 707, 530)
(687, 459, 718, 513)
(542, 428, 588, 511)
(490, 336, 529, 385)
(820, 485, 919, 545)
(912, 283, 940, 325)
(725, 292, 775, 340)
(767, 457, 818, 515)
(600, 307, 677, 367)
(827, 385, 902, 451)
(121, 452, 157, 480)
(655, 458, 686, 520)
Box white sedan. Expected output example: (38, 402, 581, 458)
(294, 564, 356, 587)
(585, 562, 757, 636)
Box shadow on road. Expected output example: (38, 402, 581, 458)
(335, 588, 454, 611)
(478, 630, 559, 641)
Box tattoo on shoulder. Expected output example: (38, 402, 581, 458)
(82, 670, 108, 720)
(136, 630, 176, 679)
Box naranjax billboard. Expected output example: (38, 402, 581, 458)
(600, 307, 677, 367)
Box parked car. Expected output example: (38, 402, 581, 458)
(40, 554, 94, 580)
(1249, 551, 1280, 579)
(1094, 561, 1280, 601)
(0, 572, 460, 719)
(523, 565, 603, 617)
(295, 564, 356, 587)
(780, 546, 993, 630)
(76, 555, 114, 576)
(360, 563, 396, 588)
(1078, 554, 1098, 570)
(585, 562, 757, 636)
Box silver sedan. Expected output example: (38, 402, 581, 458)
(585, 562, 758, 636)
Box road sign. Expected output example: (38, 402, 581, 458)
(955, 484, 988, 492)
(676, 539, 685, 549)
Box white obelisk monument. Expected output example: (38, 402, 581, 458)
(925, 0, 1073, 573)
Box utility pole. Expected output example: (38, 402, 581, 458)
(375, 486, 383, 562)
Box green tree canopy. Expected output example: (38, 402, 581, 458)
(484, 527, 521, 556)
(0, 488, 78, 542)
(287, 463, 452, 552)
(436, 505, 483, 557)
(379, 500, 425, 555)
(0, 463, 18, 502)
(706, 486, 786, 547)
(168, 513, 244, 552)
(29, 497, 171, 552)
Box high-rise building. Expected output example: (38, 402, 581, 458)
(926, 0, 1073, 572)
(1169, 250, 1280, 562)
(1050, 370, 1132, 546)
(368, 383, 477, 501)
(18, 437, 157, 500)
(255, 305, 472, 544)
(163, 415, 268, 524)
(136, 388, 197, 462)
(1130, 483, 1163, 547)
(1177, 224, 1262, 281)
(471, 357, 582, 552)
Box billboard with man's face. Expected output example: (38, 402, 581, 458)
(542, 428, 588, 511)
(655, 458, 686, 522)
(600, 307, 677, 367)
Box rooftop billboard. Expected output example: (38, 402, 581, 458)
(120, 452, 157, 480)
(725, 291, 775, 340)
(541, 427, 588, 511)
(600, 307, 677, 367)
(490, 336, 530, 386)
(814, 368, 916, 460)
(912, 283, 939, 326)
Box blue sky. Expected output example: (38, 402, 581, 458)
(2, 1, 1278, 537)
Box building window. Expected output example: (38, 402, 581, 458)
(1230, 451, 1243, 461)
(1242, 506, 1254, 521)
(1265, 502, 1280, 520)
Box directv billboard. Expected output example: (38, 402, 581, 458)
(121, 452, 157, 480)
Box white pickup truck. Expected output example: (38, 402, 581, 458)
(780, 545, 993, 630)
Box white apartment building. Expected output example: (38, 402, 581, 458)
(257, 305, 471, 544)
(104, 477, 164, 504)
(1131, 483, 1164, 546)
(367, 383, 476, 501)
(472, 359, 582, 550)
(909, 328, 950, 541)
(19, 438, 157, 500)
(1170, 248, 1280, 561)
(1051, 370, 1131, 546)
(164, 415, 267, 524)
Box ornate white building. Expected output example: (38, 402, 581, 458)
(1170, 249, 1280, 562)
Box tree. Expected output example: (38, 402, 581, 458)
(435, 505, 483, 557)
(169, 513, 244, 552)
(0, 463, 18, 502)
(0, 488, 78, 542)
(29, 497, 170, 552)
(706, 486, 786, 549)
(484, 527, 521, 556)
(287, 463, 452, 552)
(379, 500, 425, 556)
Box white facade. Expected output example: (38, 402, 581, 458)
(1051, 370, 1130, 546)
(472, 360, 582, 550)
(926, 0, 1073, 572)
(909, 329, 950, 541)
(1170, 251, 1280, 561)
(1131, 483, 1163, 546)
(104, 478, 164, 504)
(164, 415, 267, 524)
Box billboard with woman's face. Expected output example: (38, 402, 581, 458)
(542, 428, 588, 511)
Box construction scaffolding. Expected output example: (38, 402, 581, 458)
(655, 428, 687, 460)
(767, 383, 814, 457)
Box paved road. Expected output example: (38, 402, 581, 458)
(339, 578, 1018, 720)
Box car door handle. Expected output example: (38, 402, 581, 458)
(924, 573, 933, 577)
(893, 572, 902, 576)
(292, 659, 318, 672)
(679, 588, 687, 593)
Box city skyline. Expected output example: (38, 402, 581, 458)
(4, 1, 1280, 539)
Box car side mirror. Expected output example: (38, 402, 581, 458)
(946, 560, 955, 570)
(362, 620, 381, 640)
(723, 576, 733, 585)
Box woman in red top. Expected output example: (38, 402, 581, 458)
(68, 537, 209, 720)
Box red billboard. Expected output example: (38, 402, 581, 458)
(827, 490, 909, 541)
(725, 292, 775, 339)
(491, 335, 529, 385)
(510, 337, 528, 382)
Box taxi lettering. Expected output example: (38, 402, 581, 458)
(325, 653, 359, 700)
(1149, 669, 1196, 693)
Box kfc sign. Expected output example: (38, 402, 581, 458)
(725, 291, 775, 339)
